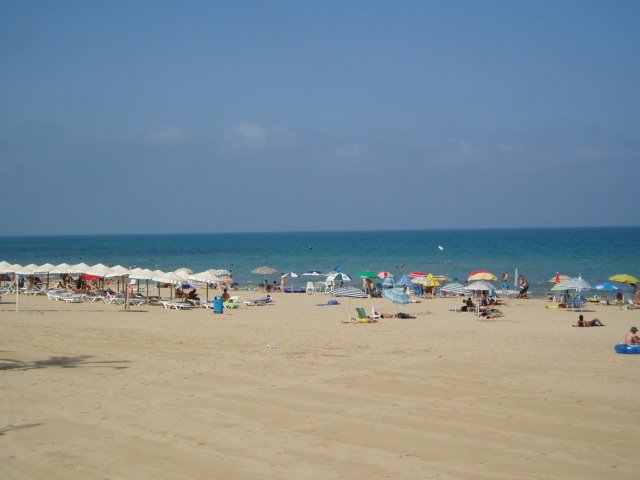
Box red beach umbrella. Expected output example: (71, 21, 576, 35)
(377, 271, 394, 279)
(409, 271, 428, 278)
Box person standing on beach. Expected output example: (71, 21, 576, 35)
(502, 272, 510, 291)
(281, 274, 287, 293)
(624, 327, 640, 345)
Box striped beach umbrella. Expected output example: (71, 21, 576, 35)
(384, 288, 410, 305)
(441, 282, 466, 295)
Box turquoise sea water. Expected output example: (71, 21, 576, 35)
(1, 227, 639, 294)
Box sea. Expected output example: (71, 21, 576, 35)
(1, 227, 639, 295)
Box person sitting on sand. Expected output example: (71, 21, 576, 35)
(612, 292, 624, 305)
(624, 326, 640, 345)
(573, 314, 605, 327)
(465, 297, 475, 309)
(221, 288, 231, 302)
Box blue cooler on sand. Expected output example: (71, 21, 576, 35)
(214, 296, 224, 314)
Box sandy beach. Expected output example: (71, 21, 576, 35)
(1, 291, 639, 479)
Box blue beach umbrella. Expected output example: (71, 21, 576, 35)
(594, 282, 619, 292)
(396, 275, 413, 287)
(384, 287, 410, 305)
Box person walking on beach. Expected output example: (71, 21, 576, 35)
(624, 327, 640, 345)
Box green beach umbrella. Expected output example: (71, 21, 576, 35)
(355, 271, 378, 279)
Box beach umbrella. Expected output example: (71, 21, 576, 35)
(175, 267, 194, 275)
(594, 282, 619, 292)
(384, 287, 410, 305)
(549, 274, 572, 284)
(303, 270, 324, 276)
(326, 272, 351, 283)
(382, 276, 395, 288)
(69, 263, 92, 274)
(282, 272, 299, 278)
(468, 270, 498, 282)
(556, 276, 591, 291)
(441, 282, 466, 295)
(396, 275, 413, 287)
(87, 263, 115, 277)
(609, 274, 639, 284)
(252, 266, 279, 275)
(329, 286, 367, 298)
(465, 281, 497, 292)
(355, 271, 378, 279)
(377, 271, 393, 279)
(408, 271, 428, 278)
(214, 269, 232, 277)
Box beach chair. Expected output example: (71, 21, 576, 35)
(306, 282, 315, 294)
(370, 306, 382, 320)
(356, 308, 367, 320)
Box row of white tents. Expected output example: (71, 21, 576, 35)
(0, 260, 231, 285)
(0, 260, 232, 312)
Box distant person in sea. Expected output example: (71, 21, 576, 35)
(573, 314, 605, 327)
(624, 326, 640, 345)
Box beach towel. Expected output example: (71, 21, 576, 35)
(316, 300, 340, 306)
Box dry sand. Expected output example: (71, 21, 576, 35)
(1, 290, 639, 479)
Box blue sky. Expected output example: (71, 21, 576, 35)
(1, 0, 638, 235)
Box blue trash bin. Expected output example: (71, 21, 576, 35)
(213, 296, 224, 314)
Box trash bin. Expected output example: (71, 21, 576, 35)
(213, 296, 224, 314)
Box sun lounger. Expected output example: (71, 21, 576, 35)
(243, 296, 273, 306)
(161, 300, 195, 310)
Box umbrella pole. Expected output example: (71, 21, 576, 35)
(15, 273, 19, 313)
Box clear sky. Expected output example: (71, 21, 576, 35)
(1, 0, 639, 235)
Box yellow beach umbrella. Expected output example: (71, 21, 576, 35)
(609, 274, 639, 284)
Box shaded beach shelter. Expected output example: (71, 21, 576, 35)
(189, 270, 224, 301)
(87, 263, 115, 278)
(252, 266, 279, 275)
(51, 263, 74, 274)
(70, 263, 92, 274)
(468, 270, 498, 282)
(609, 274, 639, 284)
(441, 282, 466, 295)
